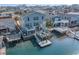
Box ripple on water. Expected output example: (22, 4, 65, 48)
(6, 36, 79, 55)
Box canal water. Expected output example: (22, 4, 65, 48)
(6, 35, 79, 55)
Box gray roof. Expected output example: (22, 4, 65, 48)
(21, 10, 46, 17)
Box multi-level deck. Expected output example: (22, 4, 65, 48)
(34, 32, 52, 47)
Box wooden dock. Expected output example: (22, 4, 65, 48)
(53, 27, 69, 34)
(38, 40, 52, 47)
(34, 34, 52, 47)
(6, 34, 21, 42)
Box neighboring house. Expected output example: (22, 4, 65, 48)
(65, 12, 79, 27)
(52, 15, 69, 27)
(0, 18, 16, 33)
(51, 12, 79, 28)
(21, 11, 45, 35)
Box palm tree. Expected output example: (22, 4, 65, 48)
(13, 16, 21, 31)
(45, 18, 53, 29)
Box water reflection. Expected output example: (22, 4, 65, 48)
(6, 35, 79, 55)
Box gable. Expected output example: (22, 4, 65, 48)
(27, 12, 45, 18)
(22, 12, 45, 21)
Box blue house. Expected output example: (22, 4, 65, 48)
(21, 11, 45, 35)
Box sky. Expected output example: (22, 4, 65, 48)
(0, 0, 79, 5)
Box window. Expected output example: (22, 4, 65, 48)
(71, 20, 77, 24)
(42, 16, 44, 20)
(28, 30, 35, 35)
(34, 22, 39, 26)
(33, 17, 39, 20)
(65, 23, 68, 26)
(74, 21, 77, 24)
(58, 18, 61, 21)
(57, 23, 61, 26)
(55, 18, 60, 21)
(64, 17, 66, 19)
(25, 23, 29, 27)
(25, 23, 32, 29)
(67, 17, 70, 20)
(27, 17, 29, 21)
(54, 23, 60, 27)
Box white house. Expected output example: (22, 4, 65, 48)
(65, 12, 79, 27)
(51, 15, 69, 27)
(51, 12, 79, 28)
(21, 11, 45, 35)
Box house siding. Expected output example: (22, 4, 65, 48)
(22, 12, 45, 28)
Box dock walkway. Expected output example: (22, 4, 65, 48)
(6, 33, 21, 42)
(53, 27, 69, 33)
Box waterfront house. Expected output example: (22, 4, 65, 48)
(52, 15, 69, 27)
(21, 11, 45, 35)
(65, 12, 79, 27)
(0, 18, 16, 35)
